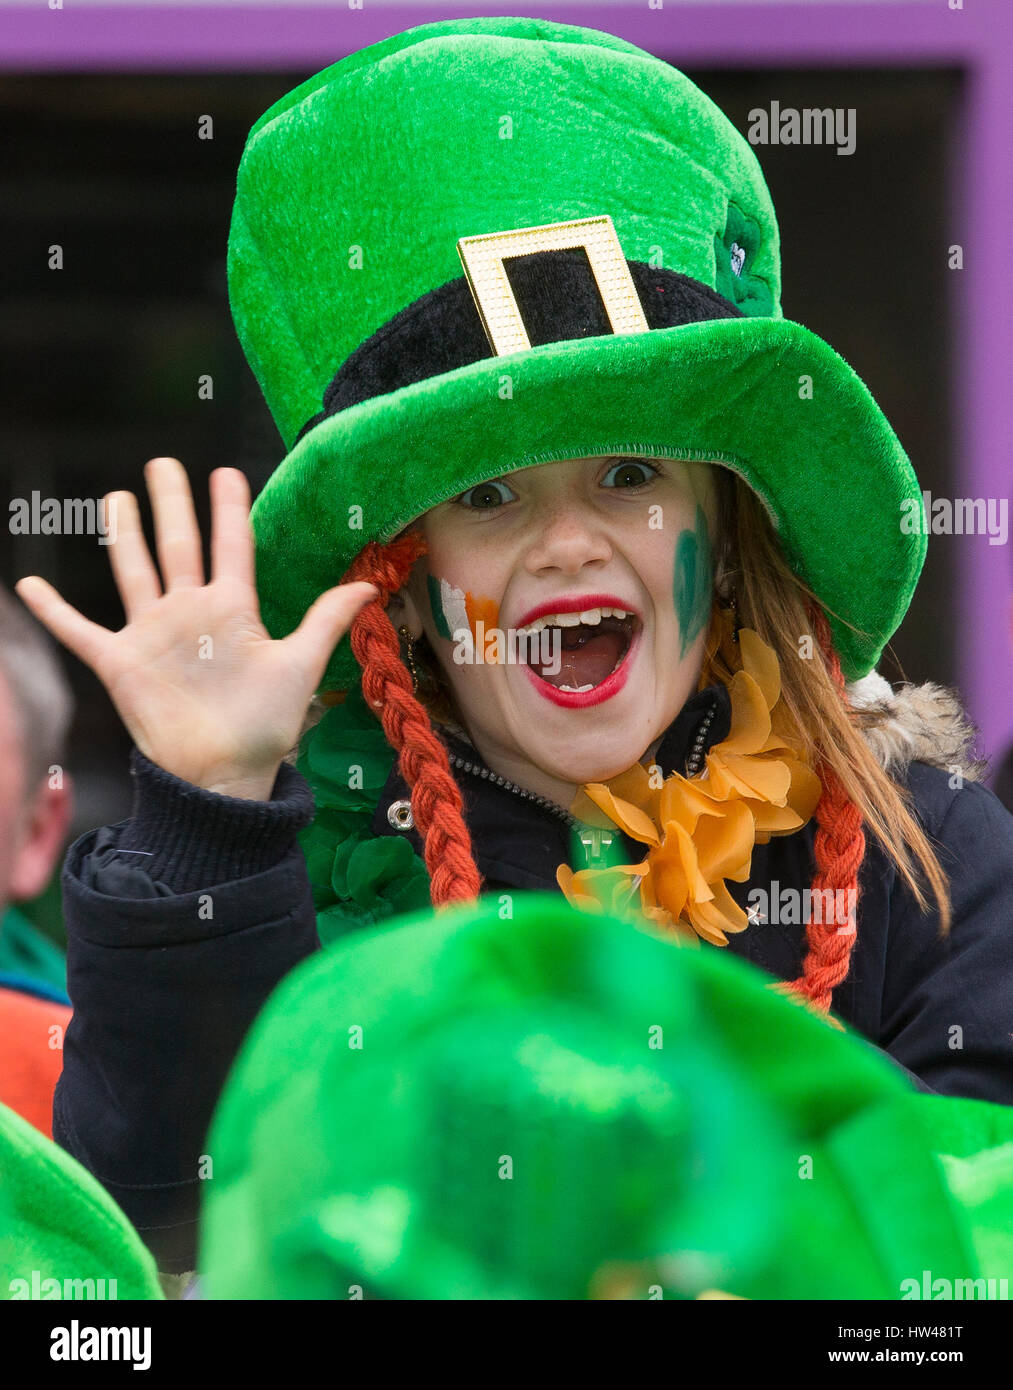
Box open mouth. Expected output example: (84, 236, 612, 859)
(518, 607, 641, 697)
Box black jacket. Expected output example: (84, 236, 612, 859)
(55, 687, 1013, 1272)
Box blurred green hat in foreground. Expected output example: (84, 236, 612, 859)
(198, 895, 1013, 1300)
(0, 1100, 162, 1302)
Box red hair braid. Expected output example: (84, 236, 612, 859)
(780, 603, 865, 1014)
(342, 536, 483, 907)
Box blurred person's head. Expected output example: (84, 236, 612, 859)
(0, 584, 74, 912)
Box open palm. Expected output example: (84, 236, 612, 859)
(16, 458, 377, 801)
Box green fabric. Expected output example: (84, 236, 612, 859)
(916, 1095, 1013, 1283)
(198, 895, 1012, 1300)
(296, 687, 432, 943)
(0, 1100, 162, 1301)
(0, 906, 67, 994)
(230, 16, 925, 688)
(231, 17, 780, 450)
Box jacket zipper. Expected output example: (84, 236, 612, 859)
(444, 751, 581, 828)
(444, 690, 720, 833)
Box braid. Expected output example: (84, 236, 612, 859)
(777, 603, 865, 1015)
(342, 536, 483, 907)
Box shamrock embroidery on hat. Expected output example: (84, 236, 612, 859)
(713, 202, 773, 316)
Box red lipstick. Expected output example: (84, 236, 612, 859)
(514, 592, 642, 631)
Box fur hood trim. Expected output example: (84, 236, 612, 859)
(845, 672, 986, 783)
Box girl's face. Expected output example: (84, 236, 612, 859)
(397, 455, 719, 805)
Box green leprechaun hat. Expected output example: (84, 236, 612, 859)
(0, 1099, 163, 1302)
(197, 894, 1013, 1300)
(231, 15, 926, 689)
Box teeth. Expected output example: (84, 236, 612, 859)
(558, 683, 595, 693)
(518, 606, 632, 634)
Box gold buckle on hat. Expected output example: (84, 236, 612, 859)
(456, 214, 649, 357)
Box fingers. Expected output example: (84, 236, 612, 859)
(14, 575, 112, 672)
(145, 457, 205, 591)
(283, 582, 379, 687)
(209, 468, 255, 589)
(105, 490, 162, 621)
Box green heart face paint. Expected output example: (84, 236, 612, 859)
(673, 502, 713, 659)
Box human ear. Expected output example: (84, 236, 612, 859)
(387, 582, 424, 641)
(9, 774, 74, 902)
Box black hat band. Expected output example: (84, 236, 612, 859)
(295, 251, 744, 445)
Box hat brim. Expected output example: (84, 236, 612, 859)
(251, 316, 925, 687)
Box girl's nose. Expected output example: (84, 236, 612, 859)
(523, 506, 614, 577)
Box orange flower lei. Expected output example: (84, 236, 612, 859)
(556, 605, 822, 946)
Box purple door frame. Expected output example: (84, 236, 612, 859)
(4, 1, 1010, 767)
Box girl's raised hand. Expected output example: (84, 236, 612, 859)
(15, 457, 377, 801)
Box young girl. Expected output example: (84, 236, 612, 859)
(15, 16, 1013, 1277)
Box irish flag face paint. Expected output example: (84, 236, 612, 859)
(426, 574, 501, 661)
(673, 502, 713, 659)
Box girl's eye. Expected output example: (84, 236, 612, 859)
(601, 459, 660, 489)
(455, 479, 517, 509)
